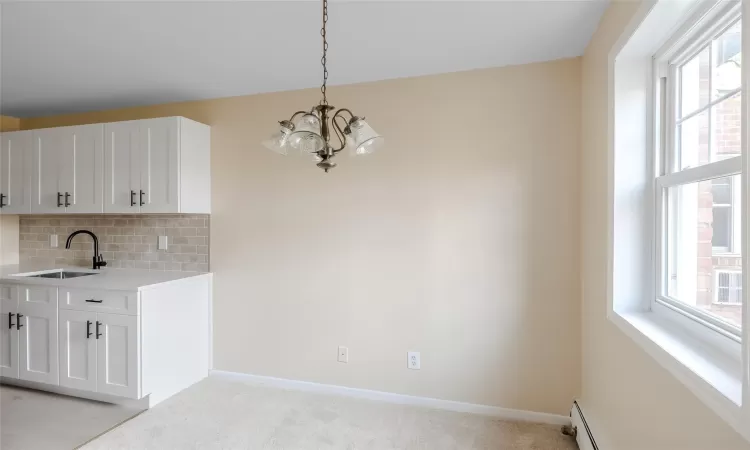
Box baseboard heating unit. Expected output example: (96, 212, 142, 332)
(563, 400, 598, 450)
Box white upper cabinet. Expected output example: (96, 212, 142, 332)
(61, 125, 104, 214)
(32, 124, 104, 214)
(105, 117, 210, 214)
(103, 121, 141, 214)
(1, 117, 208, 216)
(0, 131, 32, 214)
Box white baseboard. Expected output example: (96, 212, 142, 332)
(210, 370, 570, 426)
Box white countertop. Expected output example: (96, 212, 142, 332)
(0, 263, 211, 291)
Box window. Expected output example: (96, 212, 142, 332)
(715, 270, 742, 305)
(657, 10, 743, 336)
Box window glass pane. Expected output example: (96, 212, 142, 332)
(681, 46, 710, 117)
(678, 109, 709, 170)
(678, 93, 742, 170)
(711, 93, 742, 160)
(712, 19, 742, 100)
(667, 175, 742, 329)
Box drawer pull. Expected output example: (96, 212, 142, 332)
(85, 299, 103, 303)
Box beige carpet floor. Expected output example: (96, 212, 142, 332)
(83, 376, 578, 450)
(0, 384, 142, 450)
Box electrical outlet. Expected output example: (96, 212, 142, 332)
(158, 236, 168, 250)
(338, 346, 349, 363)
(407, 351, 420, 370)
(49, 235, 58, 248)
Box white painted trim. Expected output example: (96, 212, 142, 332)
(210, 370, 571, 426)
(656, 155, 742, 188)
(609, 311, 748, 442)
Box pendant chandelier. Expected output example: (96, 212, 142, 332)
(262, 0, 384, 172)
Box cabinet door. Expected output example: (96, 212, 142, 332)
(104, 121, 141, 213)
(96, 313, 139, 398)
(0, 285, 18, 378)
(139, 118, 179, 213)
(60, 125, 104, 214)
(31, 129, 63, 214)
(58, 309, 97, 392)
(17, 286, 58, 384)
(0, 131, 32, 214)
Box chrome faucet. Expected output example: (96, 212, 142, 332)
(65, 230, 107, 270)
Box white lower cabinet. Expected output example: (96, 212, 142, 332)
(0, 290, 19, 378)
(18, 298, 58, 384)
(1, 274, 210, 407)
(59, 306, 140, 398)
(59, 309, 97, 392)
(96, 313, 139, 398)
(0, 285, 58, 384)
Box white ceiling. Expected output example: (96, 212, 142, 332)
(0, 1, 608, 118)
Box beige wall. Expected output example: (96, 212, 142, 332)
(582, 2, 750, 449)
(21, 59, 581, 414)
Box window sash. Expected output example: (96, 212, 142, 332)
(655, 3, 744, 340)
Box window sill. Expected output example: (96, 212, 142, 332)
(609, 310, 744, 433)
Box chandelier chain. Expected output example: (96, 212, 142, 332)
(320, 0, 329, 106)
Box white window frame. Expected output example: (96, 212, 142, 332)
(654, 1, 743, 342)
(710, 175, 741, 254)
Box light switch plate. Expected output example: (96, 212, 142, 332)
(338, 346, 349, 363)
(158, 236, 168, 250)
(49, 235, 58, 248)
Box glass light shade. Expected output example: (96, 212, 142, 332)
(288, 113, 325, 154)
(348, 118, 384, 155)
(262, 121, 294, 155)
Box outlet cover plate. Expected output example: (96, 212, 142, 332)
(408, 351, 420, 370)
(338, 346, 349, 363)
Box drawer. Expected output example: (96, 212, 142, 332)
(0, 284, 16, 302)
(59, 288, 139, 315)
(18, 286, 57, 308)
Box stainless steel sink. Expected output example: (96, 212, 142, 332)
(22, 270, 98, 279)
